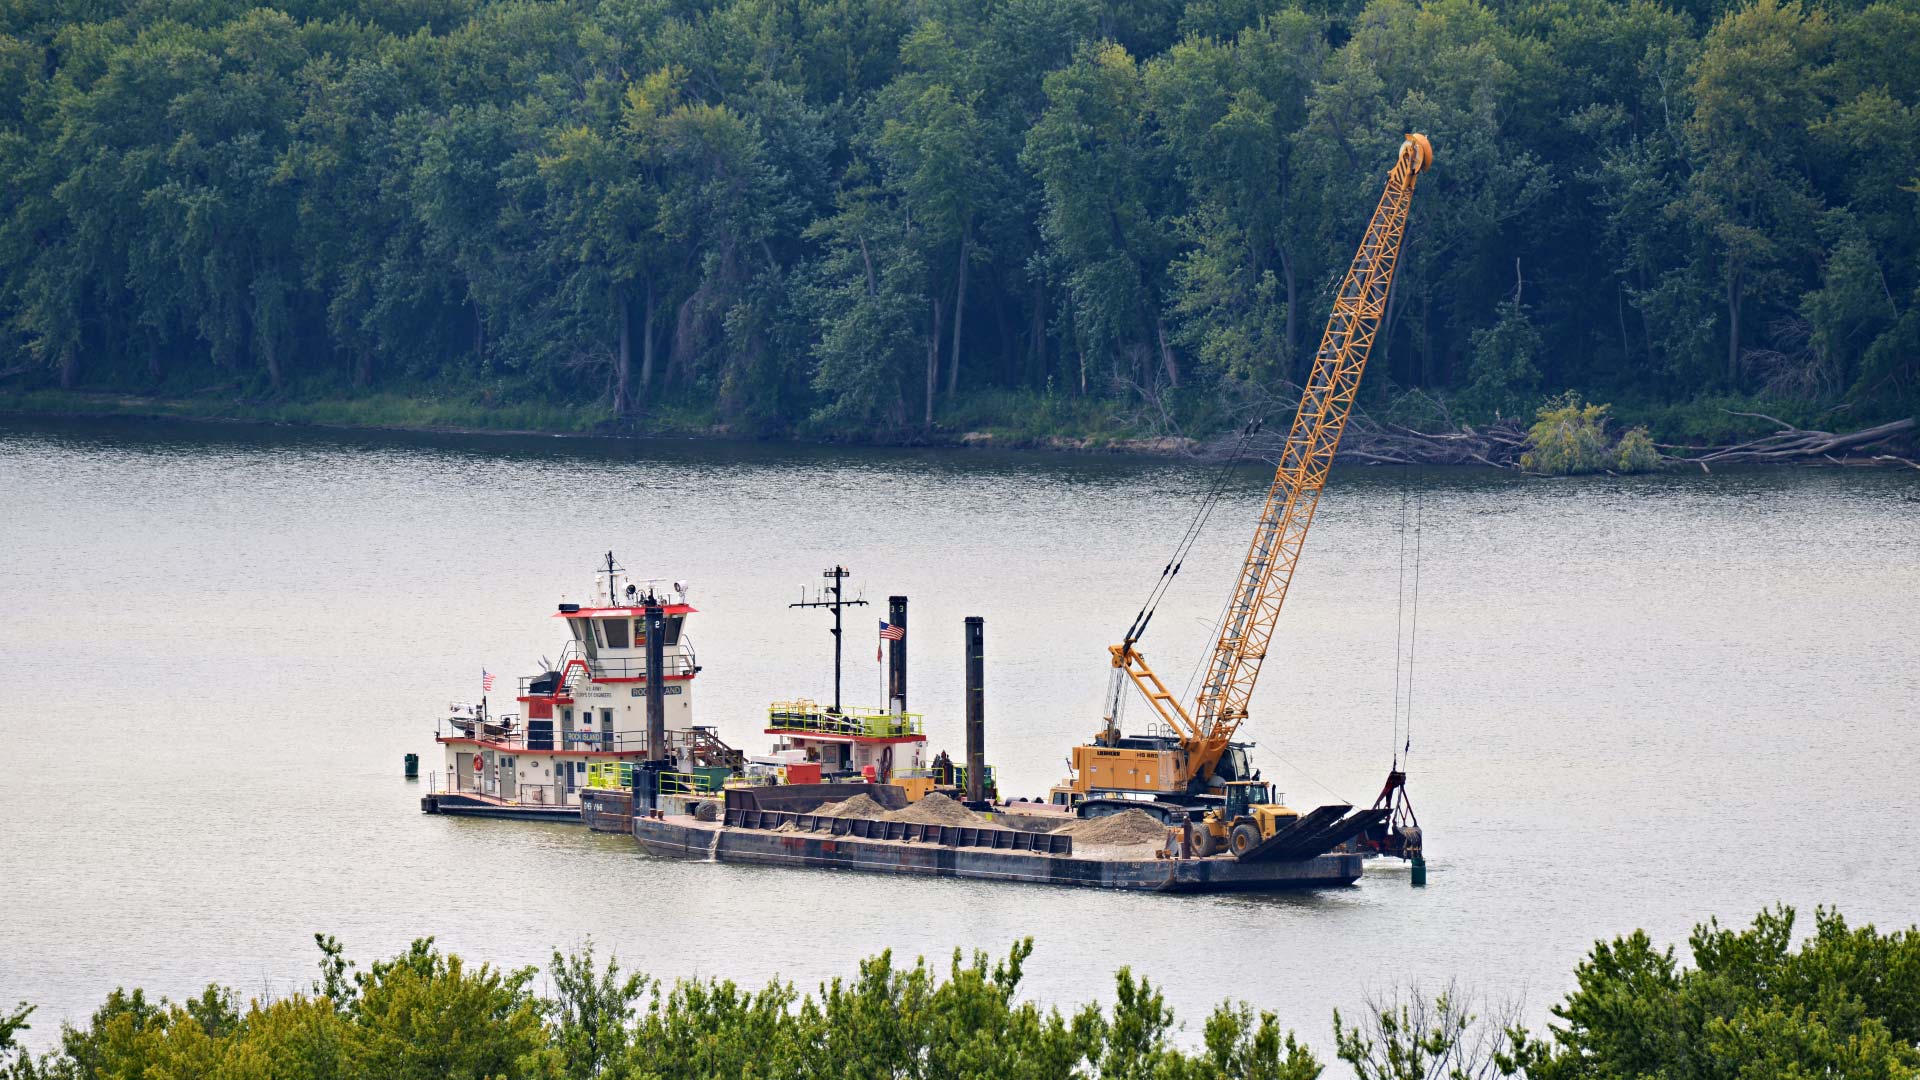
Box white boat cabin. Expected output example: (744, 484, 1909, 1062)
(434, 562, 728, 807)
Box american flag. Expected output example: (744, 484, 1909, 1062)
(879, 621, 905, 641)
(482, 668, 496, 692)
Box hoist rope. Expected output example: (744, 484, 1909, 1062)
(1121, 418, 1264, 645)
(1404, 489, 1422, 763)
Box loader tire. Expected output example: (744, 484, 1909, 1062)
(1192, 825, 1218, 858)
(1229, 822, 1262, 858)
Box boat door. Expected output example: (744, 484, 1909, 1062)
(454, 751, 474, 790)
(499, 756, 517, 800)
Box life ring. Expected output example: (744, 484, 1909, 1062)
(472, 756, 484, 772)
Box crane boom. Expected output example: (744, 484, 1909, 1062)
(1089, 133, 1432, 796)
(1193, 132, 1432, 746)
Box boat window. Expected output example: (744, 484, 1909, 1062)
(662, 616, 683, 645)
(602, 618, 630, 649)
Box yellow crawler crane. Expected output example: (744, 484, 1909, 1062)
(1066, 134, 1433, 849)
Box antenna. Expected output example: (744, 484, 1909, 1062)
(597, 550, 627, 606)
(790, 565, 869, 714)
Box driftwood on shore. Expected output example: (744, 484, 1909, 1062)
(1222, 414, 1531, 467)
(1335, 416, 1531, 467)
(1662, 414, 1918, 470)
(1217, 406, 1917, 470)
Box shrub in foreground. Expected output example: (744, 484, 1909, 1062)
(4, 906, 1917, 1079)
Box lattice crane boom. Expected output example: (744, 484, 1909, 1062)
(1100, 133, 1432, 790)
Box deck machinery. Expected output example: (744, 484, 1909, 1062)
(1058, 134, 1434, 864)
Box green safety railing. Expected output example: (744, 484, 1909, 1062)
(766, 701, 924, 739)
(892, 765, 997, 789)
(659, 770, 726, 796)
(585, 761, 633, 790)
(953, 765, 996, 791)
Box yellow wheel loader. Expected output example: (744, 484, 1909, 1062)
(1189, 781, 1299, 858)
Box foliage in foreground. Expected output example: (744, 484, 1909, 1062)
(3, 907, 1917, 1079)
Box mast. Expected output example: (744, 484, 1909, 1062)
(791, 565, 867, 713)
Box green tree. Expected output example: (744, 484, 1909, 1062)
(346, 938, 549, 1080)
(1683, 0, 1831, 386)
(1025, 42, 1181, 396)
(804, 160, 932, 431)
(1525, 906, 1920, 1079)
(1460, 295, 1543, 421)
(1151, 13, 1326, 389)
(548, 942, 646, 1080)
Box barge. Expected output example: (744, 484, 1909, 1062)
(420, 555, 1393, 894)
(630, 807, 1364, 893)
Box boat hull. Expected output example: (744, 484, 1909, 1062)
(632, 814, 1362, 893)
(421, 792, 582, 823)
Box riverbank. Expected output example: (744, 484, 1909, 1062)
(0, 387, 1207, 456)
(2, 385, 1913, 468)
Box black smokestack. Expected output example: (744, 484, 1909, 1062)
(888, 595, 907, 714)
(964, 616, 984, 804)
(645, 603, 666, 762)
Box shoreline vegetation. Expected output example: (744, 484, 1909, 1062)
(4, 386, 1913, 474)
(3, 905, 1917, 1078)
(4, 0, 1918, 478)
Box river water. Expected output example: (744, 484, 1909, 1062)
(2, 415, 1916, 1052)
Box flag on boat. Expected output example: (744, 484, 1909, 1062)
(482, 668, 496, 692)
(879, 621, 905, 641)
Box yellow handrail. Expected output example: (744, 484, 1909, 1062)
(767, 700, 923, 739)
(658, 770, 725, 796)
(585, 761, 633, 790)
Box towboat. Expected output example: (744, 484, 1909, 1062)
(420, 553, 742, 821)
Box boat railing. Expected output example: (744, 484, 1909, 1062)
(889, 765, 996, 788)
(658, 770, 727, 796)
(581, 762, 731, 795)
(766, 701, 924, 739)
(436, 720, 657, 753)
(427, 769, 583, 807)
(581, 653, 697, 681)
(518, 646, 698, 697)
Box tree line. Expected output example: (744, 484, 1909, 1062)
(3, 906, 1917, 1078)
(2, 0, 1916, 442)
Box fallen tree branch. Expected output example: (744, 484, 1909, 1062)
(1194, 409, 1914, 470)
(1684, 417, 1915, 465)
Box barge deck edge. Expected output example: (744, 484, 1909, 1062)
(422, 793, 583, 823)
(633, 814, 1362, 892)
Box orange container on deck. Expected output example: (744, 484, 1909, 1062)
(783, 762, 822, 785)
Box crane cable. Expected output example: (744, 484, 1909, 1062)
(1391, 480, 1423, 770)
(1405, 488, 1422, 764)
(1392, 483, 1407, 769)
(1119, 418, 1265, 648)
